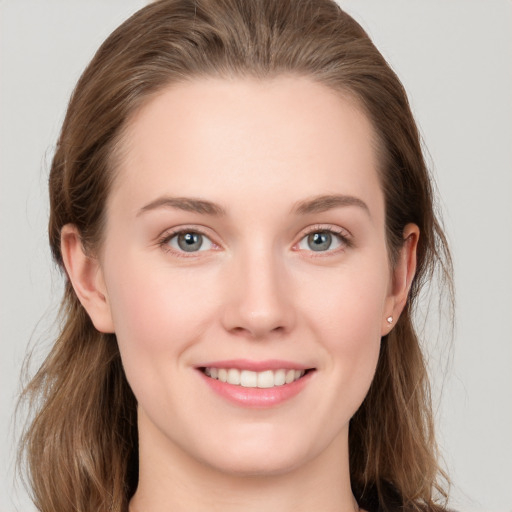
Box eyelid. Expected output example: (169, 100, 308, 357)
(155, 223, 352, 256)
(293, 224, 353, 253)
(157, 225, 221, 256)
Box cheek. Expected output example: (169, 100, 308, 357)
(102, 258, 226, 432)
(304, 260, 388, 343)
(106, 254, 213, 338)
(300, 261, 388, 395)
(102, 254, 219, 386)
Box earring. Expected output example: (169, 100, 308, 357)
(386, 316, 393, 324)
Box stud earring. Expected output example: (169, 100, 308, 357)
(386, 316, 393, 324)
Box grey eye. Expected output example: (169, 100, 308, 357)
(178, 232, 202, 251)
(307, 232, 332, 251)
(298, 230, 344, 252)
(169, 232, 213, 252)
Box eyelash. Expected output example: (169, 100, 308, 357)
(294, 224, 352, 255)
(157, 226, 219, 257)
(157, 224, 352, 257)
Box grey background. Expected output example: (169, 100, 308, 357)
(1, 1, 511, 511)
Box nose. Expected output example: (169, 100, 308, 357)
(221, 244, 296, 340)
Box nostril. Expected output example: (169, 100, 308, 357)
(227, 321, 288, 339)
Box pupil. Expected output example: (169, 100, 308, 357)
(178, 232, 202, 252)
(308, 232, 331, 251)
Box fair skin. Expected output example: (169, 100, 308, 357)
(61, 77, 418, 512)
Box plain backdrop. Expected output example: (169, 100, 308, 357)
(1, 1, 511, 511)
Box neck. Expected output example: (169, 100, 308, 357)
(130, 416, 359, 512)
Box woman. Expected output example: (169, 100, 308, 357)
(19, 1, 453, 511)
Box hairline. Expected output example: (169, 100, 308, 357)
(101, 72, 392, 257)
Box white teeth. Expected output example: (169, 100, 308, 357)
(204, 367, 306, 388)
(257, 370, 274, 388)
(227, 368, 240, 385)
(274, 369, 286, 386)
(285, 369, 295, 384)
(240, 370, 257, 387)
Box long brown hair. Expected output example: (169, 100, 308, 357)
(18, 1, 453, 511)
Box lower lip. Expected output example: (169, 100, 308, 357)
(198, 370, 314, 408)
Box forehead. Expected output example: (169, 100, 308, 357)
(111, 76, 383, 220)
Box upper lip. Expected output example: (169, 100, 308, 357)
(196, 359, 313, 372)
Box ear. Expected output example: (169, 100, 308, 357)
(382, 223, 419, 335)
(60, 224, 114, 333)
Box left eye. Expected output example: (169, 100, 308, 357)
(297, 230, 344, 252)
(167, 231, 214, 252)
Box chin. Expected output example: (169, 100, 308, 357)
(204, 448, 307, 477)
(192, 427, 320, 478)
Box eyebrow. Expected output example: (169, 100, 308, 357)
(137, 196, 226, 216)
(137, 194, 369, 218)
(292, 194, 370, 216)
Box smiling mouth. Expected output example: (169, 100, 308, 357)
(200, 367, 313, 388)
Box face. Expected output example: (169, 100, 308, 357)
(91, 77, 404, 476)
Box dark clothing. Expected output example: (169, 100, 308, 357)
(354, 482, 452, 512)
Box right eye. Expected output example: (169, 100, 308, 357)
(163, 230, 215, 253)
